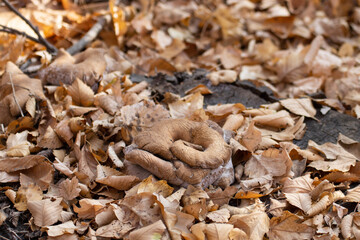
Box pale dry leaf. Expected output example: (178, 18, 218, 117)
(6, 131, 31, 157)
(96, 175, 140, 191)
(47, 221, 77, 237)
(14, 184, 43, 211)
(205, 223, 234, 240)
(254, 148, 292, 179)
(67, 78, 94, 107)
(253, 110, 294, 128)
(107, 144, 124, 168)
(0, 171, 19, 183)
(168, 92, 204, 119)
(95, 206, 117, 227)
(129, 220, 167, 240)
(341, 214, 353, 239)
(53, 159, 73, 177)
(229, 211, 270, 240)
(308, 140, 358, 172)
(137, 175, 174, 197)
(120, 192, 162, 225)
(344, 185, 360, 202)
(241, 121, 261, 152)
(27, 198, 63, 227)
(280, 98, 317, 119)
(222, 114, 244, 131)
(207, 70, 237, 86)
(306, 195, 330, 216)
(0, 209, 7, 226)
(282, 174, 314, 194)
(74, 199, 112, 219)
(284, 193, 312, 213)
(207, 208, 231, 223)
(95, 219, 134, 239)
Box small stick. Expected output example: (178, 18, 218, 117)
(67, 14, 111, 55)
(1, 0, 58, 55)
(0, 24, 40, 43)
(9, 73, 24, 117)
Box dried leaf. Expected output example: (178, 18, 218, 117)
(129, 220, 167, 240)
(280, 98, 317, 119)
(67, 78, 94, 107)
(268, 211, 315, 239)
(28, 198, 63, 227)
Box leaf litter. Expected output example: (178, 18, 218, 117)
(0, 0, 360, 239)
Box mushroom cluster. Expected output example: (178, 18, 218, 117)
(124, 119, 234, 188)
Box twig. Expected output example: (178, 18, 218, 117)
(0, 24, 40, 43)
(9, 73, 24, 118)
(0, 235, 10, 240)
(0, 124, 4, 133)
(66, 14, 111, 55)
(1, 0, 58, 55)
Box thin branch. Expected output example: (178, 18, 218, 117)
(1, 0, 58, 55)
(0, 235, 10, 240)
(9, 73, 24, 117)
(0, 24, 40, 43)
(66, 14, 111, 55)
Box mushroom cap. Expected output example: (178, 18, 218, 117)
(125, 119, 233, 187)
(133, 119, 232, 169)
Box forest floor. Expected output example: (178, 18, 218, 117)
(1, 0, 360, 239)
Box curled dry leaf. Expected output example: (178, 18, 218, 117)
(74, 199, 112, 219)
(47, 221, 77, 237)
(253, 110, 294, 128)
(0, 62, 44, 125)
(136, 175, 174, 197)
(229, 210, 270, 240)
(67, 78, 95, 107)
(280, 98, 317, 119)
(206, 208, 230, 223)
(14, 183, 43, 211)
(240, 121, 262, 152)
(207, 70, 237, 86)
(168, 92, 204, 119)
(185, 84, 213, 95)
(128, 219, 167, 240)
(308, 141, 357, 172)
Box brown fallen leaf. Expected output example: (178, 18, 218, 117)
(229, 210, 270, 240)
(28, 198, 63, 227)
(268, 211, 315, 239)
(280, 98, 317, 119)
(240, 121, 262, 152)
(128, 220, 167, 240)
(253, 110, 294, 128)
(67, 78, 95, 107)
(46, 221, 77, 237)
(0, 155, 45, 172)
(58, 177, 81, 201)
(14, 183, 43, 211)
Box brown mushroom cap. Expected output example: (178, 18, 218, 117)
(133, 119, 232, 169)
(40, 48, 106, 86)
(125, 119, 233, 188)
